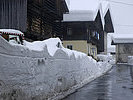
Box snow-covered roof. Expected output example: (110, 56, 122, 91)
(63, 0, 113, 31)
(63, 10, 95, 22)
(64, 0, 104, 22)
(112, 34, 133, 44)
(0, 29, 24, 36)
(65, 0, 70, 9)
(63, 5, 105, 29)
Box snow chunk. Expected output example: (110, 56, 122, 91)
(24, 38, 87, 58)
(24, 38, 62, 56)
(62, 47, 86, 58)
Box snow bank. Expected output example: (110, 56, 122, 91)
(24, 38, 86, 58)
(23, 38, 62, 56)
(97, 54, 115, 64)
(0, 36, 112, 100)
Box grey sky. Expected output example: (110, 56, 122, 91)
(69, 0, 133, 34)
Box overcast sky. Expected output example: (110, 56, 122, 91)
(68, 0, 133, 34)
(109, 0, 133, 34)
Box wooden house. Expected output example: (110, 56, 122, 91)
(62, 3, 114, 59)
(0, 0, 69, 41)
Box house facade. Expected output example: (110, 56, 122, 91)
(112, 34, 133, 63)
(62, 11, 103, 59)
(0, 0, 69, 41)
(62, 6, 114, 59)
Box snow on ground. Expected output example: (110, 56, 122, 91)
(24, 38, 86, 58)
(23, 38, 61, 56)
(97, 53, 116, 65)
(0, 36, 112, 100)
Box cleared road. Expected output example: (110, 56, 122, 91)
(62, 64, 133, 100)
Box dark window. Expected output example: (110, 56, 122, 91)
(92, 31, 95, 37)
(67, 28, 72, 35)
(67, 45, 73, 50)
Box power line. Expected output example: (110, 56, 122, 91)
(114, 24, 133, 27)
(103, 0, 133, 6)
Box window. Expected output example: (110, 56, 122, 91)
(98, 33, 100, 40)
(67, 28, 72, 35)
(67, 45, 73, 50)
(88, 45, 90, 54)
(92, 31, 95, 37)
(91, 48, 96, 56)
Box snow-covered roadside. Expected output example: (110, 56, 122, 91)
(50, 60, 112, 100)
(97, 54, 116, 65)
(0, 37, 112, 100)
(23, 38, 86, 59)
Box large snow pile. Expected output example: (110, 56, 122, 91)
(0, 36, 112, 100)
(97, 54, 115, 64)
(24, 38, 86, 58)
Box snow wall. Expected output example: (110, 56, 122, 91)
(0, 37, 112, 100)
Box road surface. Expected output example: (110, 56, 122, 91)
(62, 64, 133, 100)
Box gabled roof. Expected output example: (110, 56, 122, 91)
(63, 0, 114, 32)
(101, 1, 114, 33)
(62, 0, 69, 13)
(63, 10, 96, 22)
(63, 4, 104, 29)
(65, 0, 70, 9)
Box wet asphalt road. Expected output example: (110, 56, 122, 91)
(62, 64, 133, 100)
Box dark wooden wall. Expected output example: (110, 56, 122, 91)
(62, 22, 87, 40)
(0, 0, 27, 32)
(63, 20, 104, 52)
(26, 0, 68, 40)
(104, 10, 114, 33)
(0, 0, 68, 41)
(94, 11, 104, 52)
